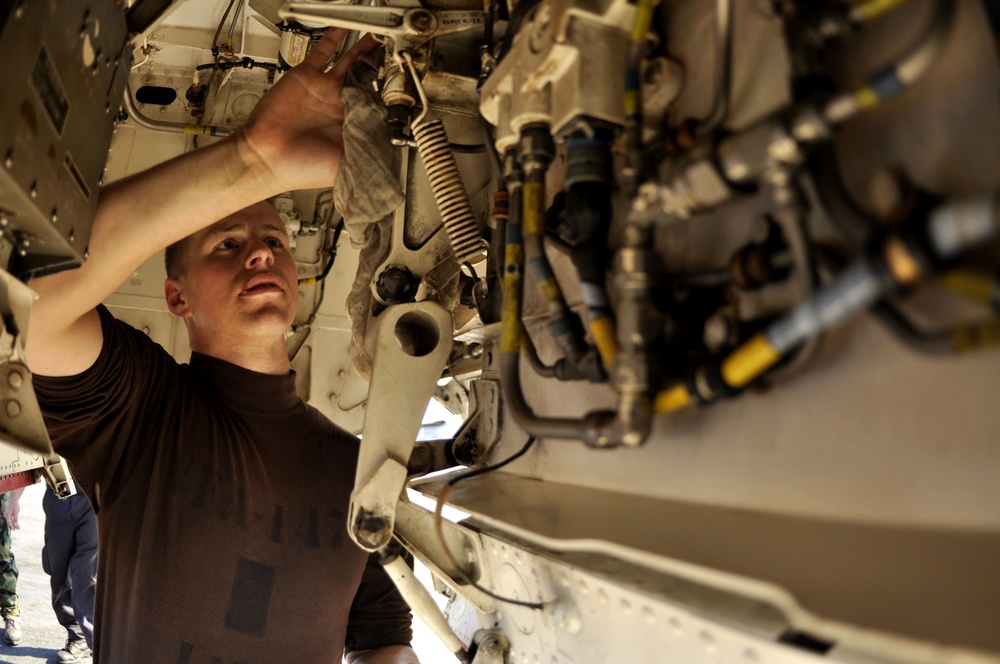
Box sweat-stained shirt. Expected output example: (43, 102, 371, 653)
(32, 305, 412, 663)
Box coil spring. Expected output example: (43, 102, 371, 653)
(412, 119, 486, 264)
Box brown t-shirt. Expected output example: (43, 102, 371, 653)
(33, 306, 412, 663)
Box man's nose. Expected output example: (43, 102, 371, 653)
(245, 240, 275, 269)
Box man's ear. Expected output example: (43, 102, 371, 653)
(164, 278, 192, 318)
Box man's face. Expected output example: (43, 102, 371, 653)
(164, 202, 298, 345)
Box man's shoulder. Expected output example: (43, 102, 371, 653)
(299, 403, 360, 447)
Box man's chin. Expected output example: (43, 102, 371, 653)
(239, 303, 296, 332)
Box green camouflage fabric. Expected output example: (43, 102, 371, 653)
(0, 492, 19, 615)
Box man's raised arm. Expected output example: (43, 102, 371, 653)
(25, 29, 376, 377)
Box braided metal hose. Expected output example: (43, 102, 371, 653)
(412, 118, 486, 264)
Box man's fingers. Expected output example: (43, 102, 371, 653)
(328, 33, 380, 79)
(302, 27, 351, 69)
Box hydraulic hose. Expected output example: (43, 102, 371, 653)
(655, 193, 1000, 413)
(623, 0, 657, 191)
(848, 0, 912, 24)
(497, 127, 655, 445)
(873, 298, 1000, 356)
(519, 126, 590, 369)
(565, 135, 618, 372)
(499, 177, 592, 439)
(824, 1, 955, 124)
(938, 270, 1000, 310)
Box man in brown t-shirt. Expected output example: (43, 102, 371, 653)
(25, 28, 420, 664)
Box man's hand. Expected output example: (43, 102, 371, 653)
(236, 29, 379, 195)
(3, 488, 23, 531)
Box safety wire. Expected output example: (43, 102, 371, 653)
(199, 0, 248, 132)
(433, 437, 544, 610)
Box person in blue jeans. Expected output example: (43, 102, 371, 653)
(42, 485, 97, 663)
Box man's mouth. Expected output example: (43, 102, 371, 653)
(241, 274, 284, 295)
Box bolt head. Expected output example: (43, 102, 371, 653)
(5, 400, 21, 418)
(410, 10, 433, 31)
(8, 371, 23, 389)
(355, 514, 390, 550)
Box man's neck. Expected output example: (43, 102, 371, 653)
(189, 334, 291, 375)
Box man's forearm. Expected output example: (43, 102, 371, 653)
(25, 135, 272, 375)
(23, 30, 373, 375)
(33, 136, 269, 322)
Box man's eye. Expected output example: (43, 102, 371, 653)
(217, 239, 238, 250)
(265, 237, 284, 248)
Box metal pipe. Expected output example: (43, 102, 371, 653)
(696, 0, 734, 137)
(600, 219, 658, 447)
(380, 552, 469, 662)
(123, 84, 231, 137)
(522, 334, 557, 379)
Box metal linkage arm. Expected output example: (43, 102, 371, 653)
(278, 1, 482, 55)
(348, 301, 454, 551)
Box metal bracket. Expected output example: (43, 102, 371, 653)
(278, 1, 483, 58)
(370, 147, 455, 307)
(450, 379, 502, 466)
(0, 270, 53, 455)
(394, 498, 498, 614)
(41, 454, 74, 498)
(349, 300, 454, 551)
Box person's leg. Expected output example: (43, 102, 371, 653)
(0, 492, 21, 646)
(66, 494, 97, 649)
(43, 488, 85, 643)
